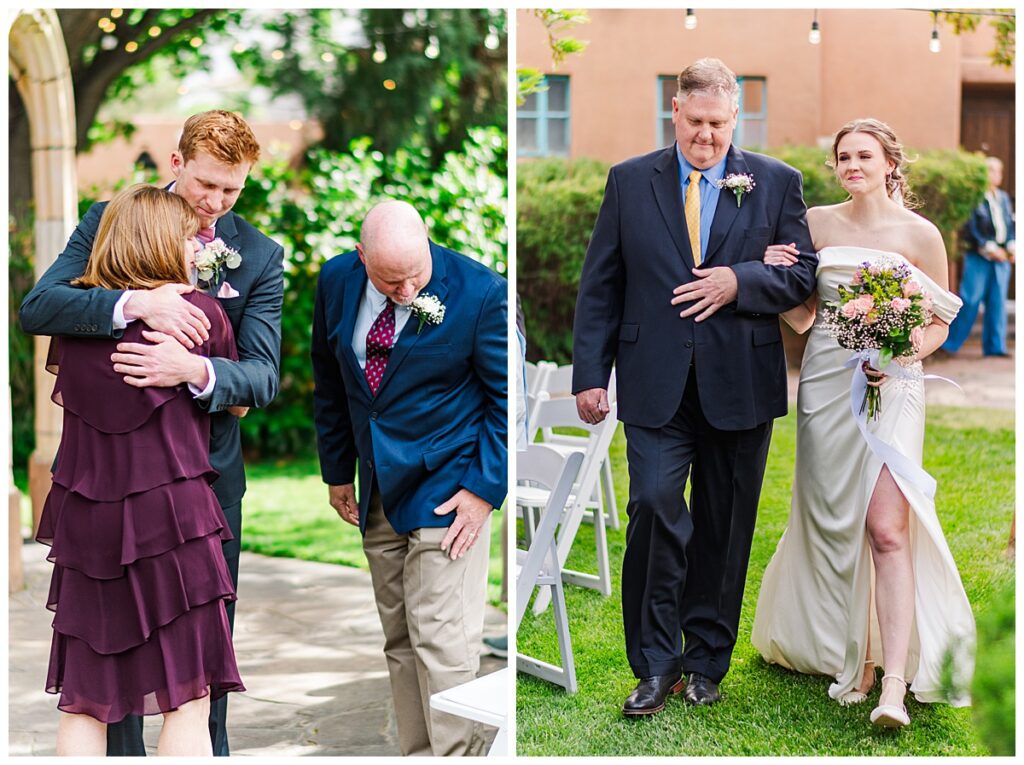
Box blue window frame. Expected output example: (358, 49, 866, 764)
(656, 75, 768, 149)
(518, 75, 570, 157)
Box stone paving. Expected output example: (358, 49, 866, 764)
(9, 545, 506, 756)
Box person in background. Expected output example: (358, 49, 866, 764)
(942, 155, 1015, 357)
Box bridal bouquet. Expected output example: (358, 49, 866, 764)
(822, 257, 933, 419)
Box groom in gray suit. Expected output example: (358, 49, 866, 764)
(19, 110, 284, 756)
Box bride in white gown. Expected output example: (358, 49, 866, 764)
(750, 118, 975, 728)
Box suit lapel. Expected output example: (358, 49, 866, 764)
(704, 145, 748, 264)
(373, 241, 449, 399)
(199, 213, 244, 296)
(339, 265, 373, 399)
(651, 146, 695, 268)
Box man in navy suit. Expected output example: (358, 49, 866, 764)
(20, 110, 284, 755)
(942, 155, 1016, 357)
(572, 59, 817, 716)
(311, 200, 507, 755)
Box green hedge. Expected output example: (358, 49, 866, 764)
(8, 128, 507, 467)
(517, 146, 988, 364)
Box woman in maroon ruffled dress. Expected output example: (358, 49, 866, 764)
(36, 184, 245, 756)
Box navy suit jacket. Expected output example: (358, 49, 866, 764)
(964, 188, 1015, 255)
(311, 241, 508, 534)
(572, 144, 818, 431)
(19, 200, 284, 507)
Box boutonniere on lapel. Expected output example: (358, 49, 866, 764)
(716, 173, 756, 208)
(410, 292, 446, 334)
(195, 238, 242, 295)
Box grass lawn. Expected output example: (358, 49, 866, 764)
(240, 455, 507, 606)
(515, 405, 1014, 756)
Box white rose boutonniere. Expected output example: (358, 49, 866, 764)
(195, 238, 242, 287)
(717, 172, 756, 208)
(410, 292, 446, 334)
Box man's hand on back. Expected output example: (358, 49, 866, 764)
(124, 283, 211, 348)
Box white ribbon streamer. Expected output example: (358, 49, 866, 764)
(843, 351, 962, 502)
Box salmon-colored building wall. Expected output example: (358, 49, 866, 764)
(517, 8, 1005, 163)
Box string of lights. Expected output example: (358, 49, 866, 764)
(680, 7, 1014, 54)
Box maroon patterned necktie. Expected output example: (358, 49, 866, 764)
(364, 299, 396, 395)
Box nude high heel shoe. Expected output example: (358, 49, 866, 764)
(870, 674, 911, 728)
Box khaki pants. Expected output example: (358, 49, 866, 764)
(363, 493, 490, 756)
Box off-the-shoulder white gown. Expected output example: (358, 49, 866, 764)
(751, 246, 974, 706)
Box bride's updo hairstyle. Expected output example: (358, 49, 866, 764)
(829, 118, 919, 209)
(74, 184, 200, 290)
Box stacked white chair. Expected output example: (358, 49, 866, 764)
(516, 445, 583, 693)
(533, 361, 620, 531)
(519, 395, 617, 614)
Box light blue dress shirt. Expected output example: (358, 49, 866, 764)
(676, 145, 728, 259)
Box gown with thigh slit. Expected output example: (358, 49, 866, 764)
(751, 246, 974, 706)
(36, 291, 246, 723)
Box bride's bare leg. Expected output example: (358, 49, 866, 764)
(866, 466, 913, 709)
(56, 711, 106, 756)
(157, 693, 212, 756)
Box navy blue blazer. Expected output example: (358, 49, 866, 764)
(572, 144, 818, 431)
(964, 189, 1015, 255)
(19, 200, 284, 508)
(311, 241, 508, 534)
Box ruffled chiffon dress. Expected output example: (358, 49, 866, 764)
(36, 291, 245, 723)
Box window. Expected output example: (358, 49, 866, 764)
(656, 75, 768, 149)
(518, 75, 570, 157)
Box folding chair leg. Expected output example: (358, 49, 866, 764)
(550, 580, 578, 692)
(601, 458, 619, 530)
(592, 505, 611, 597)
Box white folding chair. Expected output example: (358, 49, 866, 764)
(519, 396, 617, 614)
(535, 362, 621, 531)
(516, 445, 583, 692)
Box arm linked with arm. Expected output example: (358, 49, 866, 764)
(733, 170, 818, 315)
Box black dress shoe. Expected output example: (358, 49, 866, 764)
(684, 672, 721, 705)
(622, 671, 685, 716)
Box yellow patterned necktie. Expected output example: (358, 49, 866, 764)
(685, 169, 702, 266)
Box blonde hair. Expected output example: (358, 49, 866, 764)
(178, 109, 261, 166)
(677, 58, 740, 109)
(74, 184, 199, 290)
(830, 118, 918, 209)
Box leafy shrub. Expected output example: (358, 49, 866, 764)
(971, 577, 1015, 755)
(516, 158, 608, 363)
(8, 215, 36, 467)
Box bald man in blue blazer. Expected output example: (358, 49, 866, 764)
(311, 200, 507, 756)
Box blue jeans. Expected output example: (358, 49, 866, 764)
(943, 252, 1011, 355)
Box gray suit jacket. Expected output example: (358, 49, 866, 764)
(20, 200, 284, 507)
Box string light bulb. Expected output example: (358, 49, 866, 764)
(929, 13, 941, 53)
(685, 9, 697, 30)
(809, 11, 821, 44)
(425, 35, 440, 59)
(484, 28, 500, 50)
(372, 40, 387, 63)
